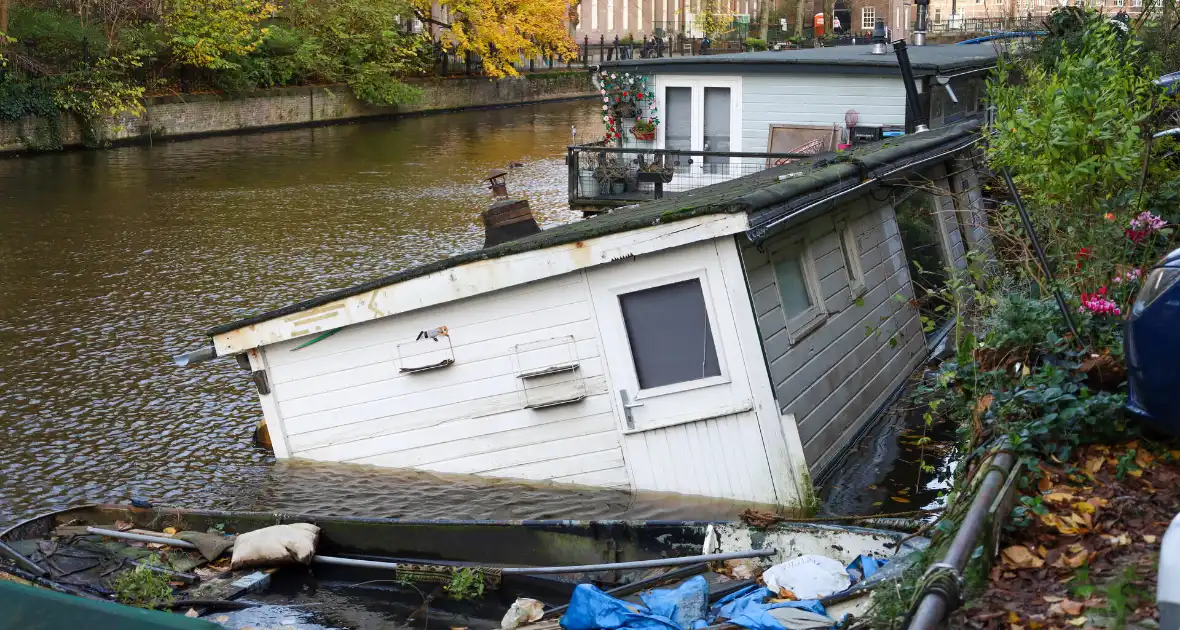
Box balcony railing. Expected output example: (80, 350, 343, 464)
(567, 145, 815, 210)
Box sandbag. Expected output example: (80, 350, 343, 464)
(230, 523, 320, 570)
(501, 598, 545, 630)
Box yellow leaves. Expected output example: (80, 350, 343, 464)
(417, 0, 577, 78)
(1043, 491, 1077, 503)
(1039, 511, 1090, 536)
(162, 527, 178, 535)
(1002, 545, 1044, 569)
(164, 0, 274, 69)
(1144, 534, 1158, 544)
(1071, 501, 1095, 515)
(1083, 456, 1104, 476)
(890, 496, 911, 503)
(1067, 616, 1088, 626)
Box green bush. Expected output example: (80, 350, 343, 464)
(745, 37, 768, 51)
(6, 6, 106, 66)
(348, 63, 423, 105)
(0, 75, 59, 121)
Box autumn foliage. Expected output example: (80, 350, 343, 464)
(413, 0, 577, 78)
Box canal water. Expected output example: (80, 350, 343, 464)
(0, 99, 951, 529)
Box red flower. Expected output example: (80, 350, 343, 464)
(637, 93, 645, 100)
(623, 91, 629, 97)
(1098, 286, 1107, 296)
(1075, 247, 1091, 270)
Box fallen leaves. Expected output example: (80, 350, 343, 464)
(1047, 598, 1084, 616)
(1003, 545, 1045, 569)
(890, 495, 911, 503)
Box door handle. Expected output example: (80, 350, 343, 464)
(619, 389, 644, 430)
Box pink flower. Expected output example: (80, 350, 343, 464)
(1130, 211, 1167, 231)
(1080, 289, 1122, 317)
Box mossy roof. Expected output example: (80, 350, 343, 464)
(208, 118, 983, 336)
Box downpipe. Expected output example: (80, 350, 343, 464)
(906, 449, 1017, 629)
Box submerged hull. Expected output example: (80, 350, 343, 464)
(0, 504, 926, 629)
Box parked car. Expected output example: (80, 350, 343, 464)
(1125, 247, 1180, 430)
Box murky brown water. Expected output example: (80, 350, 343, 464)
(0, 100, 770, 527)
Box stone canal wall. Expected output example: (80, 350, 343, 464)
(0, 71, 593, 155)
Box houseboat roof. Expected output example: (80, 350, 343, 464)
(205, 119, 983, 345)
(601, 43, 1000, 76)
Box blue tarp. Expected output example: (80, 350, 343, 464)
(559, 556, 890, 630)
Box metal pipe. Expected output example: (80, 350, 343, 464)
(0, 539, 48, 577)
(315, 549, 775, 575)
(88, 527, 775, 578)
(906, 450, 1015, 630)
(893, 40, 928, 133)
(914, 0, 929, 45)
(1000, 167, 1081, 343)
(87, 527, 201, 549)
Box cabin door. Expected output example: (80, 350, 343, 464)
(587, 240, 755, 433)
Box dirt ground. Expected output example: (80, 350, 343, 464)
(953, 441, 1179, 630)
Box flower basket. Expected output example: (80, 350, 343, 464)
(631, 128, 656, 141)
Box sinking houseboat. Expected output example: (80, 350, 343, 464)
(176, 119, 989, 509)
(570, 42, 997, 211)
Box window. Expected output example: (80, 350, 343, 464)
(703, 87, 731, 171)
(619, 279, 721, 390)
(1115, 0, 1125, 6)
(861, 6, 876, 30)
(771, 240, 825, 342)
(665, 87, 692, 153)
(934, 7, 942, 22)
(838, 219, 866, 297)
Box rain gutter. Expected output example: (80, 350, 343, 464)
(744, 125, 984, 244)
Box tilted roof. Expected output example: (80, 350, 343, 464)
(207, 118, 983, 337)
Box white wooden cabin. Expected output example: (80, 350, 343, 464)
(184, 120, 989, 508)
(595, 44, 996, 194)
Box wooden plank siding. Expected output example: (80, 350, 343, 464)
(740, 75, 907, 153)
(259, 272, 632, 489)
(739, 196, 927, 471)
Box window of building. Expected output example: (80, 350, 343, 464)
(934, 7, 942, 22)
(619, 279, 721, 390)
(771, 240, 825, 342)
(1115, 0, 1125, 7)
(838, 218, 866, 297)
(861, 6, 875, 30)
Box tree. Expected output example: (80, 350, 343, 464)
(759, 0, 770, 39)
(794, 0, 805, 36)
(411, 0, 577, 78)
(164, 0, 276, 69)
(697, 0, 724, 37)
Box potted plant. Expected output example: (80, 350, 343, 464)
(631, 117, 659, 141)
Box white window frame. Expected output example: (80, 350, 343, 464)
(654, 75, 743, 155)
(837, 217, 866, 298)
(861, 6, 876, 30)
(769, 238, 827, 344)
(610, 268, 732, 400)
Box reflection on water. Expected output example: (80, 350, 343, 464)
(0, 101, 761, 528)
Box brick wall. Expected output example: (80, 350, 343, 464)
(0, 72, 593, 155)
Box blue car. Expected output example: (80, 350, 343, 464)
(1126, 247, 1180, 429)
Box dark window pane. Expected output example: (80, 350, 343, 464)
(619, 279, 721, 390)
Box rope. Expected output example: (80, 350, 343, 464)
(902, 562, 963, 628)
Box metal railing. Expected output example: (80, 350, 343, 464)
(567, 144, 815, 208)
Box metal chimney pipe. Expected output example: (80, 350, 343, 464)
(871, 19, 888, 54)
(893, 40, 929, 133)
(913, 0, 929, 45)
